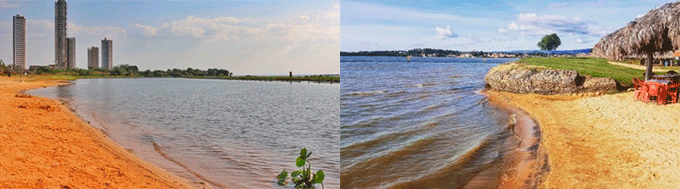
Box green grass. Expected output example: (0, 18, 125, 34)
(518, 57, 663, 86)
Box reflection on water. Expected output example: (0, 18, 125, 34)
(28, 78, 339, 189)
(341, 56, 516, 188)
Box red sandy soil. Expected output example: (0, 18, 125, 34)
(0, 77, 197, 188)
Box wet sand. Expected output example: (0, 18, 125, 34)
(0, 77, 196, 188)
(486, 90, 680, 188)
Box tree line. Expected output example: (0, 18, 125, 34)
(341, 48, 465, 57)
(29, 64, 232, 78)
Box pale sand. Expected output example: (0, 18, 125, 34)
(486, 90, 680, 188)
(0, 77, 197, 188)
(608, 61, 679, 72)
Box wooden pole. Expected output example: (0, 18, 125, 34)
(645, 52, 654, 81)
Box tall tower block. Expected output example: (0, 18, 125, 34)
(55, 0, 67, 69)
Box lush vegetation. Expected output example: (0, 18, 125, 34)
(518, 57, 661, 86)
(277, 148, 325, 189)
(537, 33, 561, 51)
(7, 64, 339, 83)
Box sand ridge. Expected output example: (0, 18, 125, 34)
(486, 90, 680, 188)
(0, 77, 197, 188)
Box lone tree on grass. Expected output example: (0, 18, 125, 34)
(537, 33, 561, 51)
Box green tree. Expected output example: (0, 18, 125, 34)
(537, 33, 561, 51)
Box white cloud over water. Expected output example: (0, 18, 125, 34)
(499, 13, 608, 37)
(435, 25, 458, 39)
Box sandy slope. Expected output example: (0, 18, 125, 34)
(486, 90, 680, 188)
(0, 77, 196, 188)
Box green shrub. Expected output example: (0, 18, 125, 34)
(277, 148, 325, 189)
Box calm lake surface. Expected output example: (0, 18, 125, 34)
(28, 78, 339, 189)
(341, 56, 517, 188)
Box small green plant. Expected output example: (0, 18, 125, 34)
(277, 148, 325, 189)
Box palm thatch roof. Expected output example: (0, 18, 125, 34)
(593, 2, 680, 60)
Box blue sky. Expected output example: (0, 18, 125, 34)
(0, 0, 339, 75)
(342, 0, 674, 52)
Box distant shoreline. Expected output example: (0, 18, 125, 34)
(14, 74, 340, 83)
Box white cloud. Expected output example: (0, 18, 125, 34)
(435, 25, 458, 39)
(133, 24, 159, 36)
(159, 15, 252, 41)
(499, 13, 607, 37)
(69, 22, 128, 40)
(498, 28, 507, 34)
(333, 3, 340, 9)
(142, 14, 338, 43)
(575, 37, 589, 44)
(636, 14, 645, 18)
(0, 0, 19, 8)
(325, 12, 340, 19)
(297, 15, 310, 23)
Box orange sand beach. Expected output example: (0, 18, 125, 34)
(0, 77, 197, 188)
(486, 90, 680, 188)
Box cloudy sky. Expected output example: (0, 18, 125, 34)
(0, 0, 339, 75)
(342, 0, 673, 52)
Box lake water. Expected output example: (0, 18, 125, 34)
(28, 78, 339, 189)
(341, 56, 517, 188)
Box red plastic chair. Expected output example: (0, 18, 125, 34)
(666, 82, 680, 103)
(632, 78, 645, 101)
(646, 82, 668, 105)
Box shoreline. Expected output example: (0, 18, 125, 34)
(386, 89, 548, 189)
(0, 77, 199, 188)
(482, 90, 549, 189)
(19, 74, 340, 84)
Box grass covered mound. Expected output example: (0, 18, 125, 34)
(518, 57, 646, 86)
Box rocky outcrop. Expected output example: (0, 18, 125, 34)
(485, 63, 618, 95)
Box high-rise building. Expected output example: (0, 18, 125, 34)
(66, 37, 75, 69)
(101, 38, 113, 70)
(88, 46, 99, 69)
(13, 14, 26, 71)
(55, 0, 67, 69)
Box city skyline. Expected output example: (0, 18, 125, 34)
(342, 0, 675, 52)
(0, 0, 340, 75)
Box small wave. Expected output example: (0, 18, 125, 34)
(346, 90, 387, 96)
(387, 126, 514, 189)
(409, 83, 436, 88)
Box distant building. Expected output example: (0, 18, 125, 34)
(101, 38, 113, 70)
(88, 46, 99, 69)
(13, 14, 26, 70)
(55, 0, 67, 69)
(66, 37, 75, 69)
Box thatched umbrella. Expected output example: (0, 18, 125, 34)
(592, 2, 680, 80)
